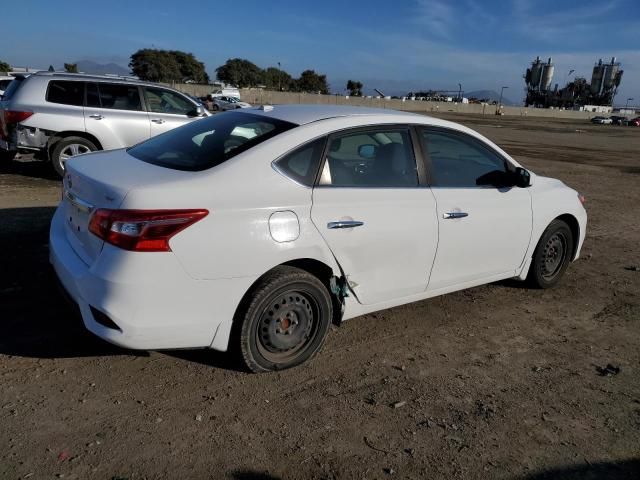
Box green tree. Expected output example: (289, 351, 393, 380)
(129, 49, 208, 83)
(262, 66, 293, 91)
(293, 70, 329, 94)
(347, 80, 363, 96)
(215, 58, 263, 88)
(170, 50, 209, 83)
(0, 60, 10, 72)
(64, 63, 78, 73)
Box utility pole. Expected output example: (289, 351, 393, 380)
(277, 62, 282, 91)
(458, 83, 462, 102)
(496, 86, 508, 115)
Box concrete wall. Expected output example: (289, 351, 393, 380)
(168, 83, 596, 120)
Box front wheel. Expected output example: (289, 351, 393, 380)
(236, 266, 333, 373)
(50, 136, 98, 177)
(527, 220, 574, 289)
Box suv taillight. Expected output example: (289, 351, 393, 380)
(88, 209, 209, 252)
(4, 110, 34, 124)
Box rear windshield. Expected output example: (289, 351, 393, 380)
(128, 112, 297, 171)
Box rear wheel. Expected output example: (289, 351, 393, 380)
(527, 220, 574, 289)
(236, 266, 333, 373)
(51, 136, 98, 177)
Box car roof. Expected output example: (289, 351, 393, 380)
(246, 104, 423, 125)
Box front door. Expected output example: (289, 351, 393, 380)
(311, 127, 438, 305)
(420, 127, 533, 291)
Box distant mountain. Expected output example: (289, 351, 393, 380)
(465, 90, 517, 106)
(74, 60, 130, 76)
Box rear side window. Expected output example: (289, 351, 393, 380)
(274, 138, 325, 186)
(128, 112, 297, 171)
(87, 83, 142, 111)
(1, 76, 23, 100)
(46, 80, 84, 106)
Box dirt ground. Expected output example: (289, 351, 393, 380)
(1, 114, 639, 480)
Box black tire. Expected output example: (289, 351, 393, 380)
(235, 266, 333, 373)
(50, 136, 98, 177)
(212, 104, 220, 111)
(0, 150, 16, 162)
(527, 219, 574, 289)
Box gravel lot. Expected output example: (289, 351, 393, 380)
(1, 114, 639, 480)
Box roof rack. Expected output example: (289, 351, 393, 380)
(34, 71, 141, 82)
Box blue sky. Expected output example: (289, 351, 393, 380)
(5, 0, 640, 104)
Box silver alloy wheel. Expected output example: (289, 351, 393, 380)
(58, 143, 91, 164)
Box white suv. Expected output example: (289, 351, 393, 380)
(0, 72, 208, 176)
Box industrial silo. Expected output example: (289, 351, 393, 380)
(603, 57, 619, 91)
(530, 57, 543, 89)
(590, 59, 605, 95)
(540, 58, 554, 92)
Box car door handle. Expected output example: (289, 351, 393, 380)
(327, 220, 364, 229)
(89, 114, 103, 120)
(151, 118, 165, 124)
(443, 212, 469, 219)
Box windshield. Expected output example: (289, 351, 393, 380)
(128, 111, 297, 171)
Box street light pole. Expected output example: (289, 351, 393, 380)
(458, 83, 462, 102)
(496, 86, 508, 115)
(277, 62, 281, 91)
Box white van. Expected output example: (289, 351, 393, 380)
(210, 87, 241, 99)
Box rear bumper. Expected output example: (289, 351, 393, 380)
(49, 205, 255, 351)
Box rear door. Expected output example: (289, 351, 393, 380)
(420, 127, 533, 291)
(84, 82, 150, 150)
(311, 126, 438, 305)
(143, 86, 201, 137)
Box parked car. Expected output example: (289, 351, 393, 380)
(210, 86, 241, 99)
(627, 117, 640, 127)
(50, 105, 587, 372)
(590, 116, 612, 124)
(610, 115, 629, 125)
(0, 72, 209, 175)
(212, 96, 252, 111)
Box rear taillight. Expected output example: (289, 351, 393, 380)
(578, 193, 586, 205)
(88, 209, 209, 252)
(4, 110, 34, 124)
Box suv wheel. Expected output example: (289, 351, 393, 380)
(51, 137, 97, 177)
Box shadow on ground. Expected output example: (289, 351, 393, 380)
(519, 459, 640, 480)
(0, 206, 132, 359)
(0, 156, 60, 181)
(0, 206, 245, 371)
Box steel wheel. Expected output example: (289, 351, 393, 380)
(256, 290, 319, 364)
(540, 232, 568, 280)
(527, 219, 575, 289)
(236, 266, 333, 372)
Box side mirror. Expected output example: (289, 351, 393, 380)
(189, 105, 207, 117)
(358, 144, 377, 159)
(514, 167, 531, 188)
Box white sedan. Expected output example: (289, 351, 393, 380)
(50, 105, 587, 372)
(212, 96, 252, 111)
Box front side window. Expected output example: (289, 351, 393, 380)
(129, 112, 297, 171)
(319, 128, 418, 187)
(94, 83, 142, 111)
(274, 138, 325, 186)
(46, 80, 84, 106)
(145, 87, 194, 115)
(422, 129, 511, 188)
